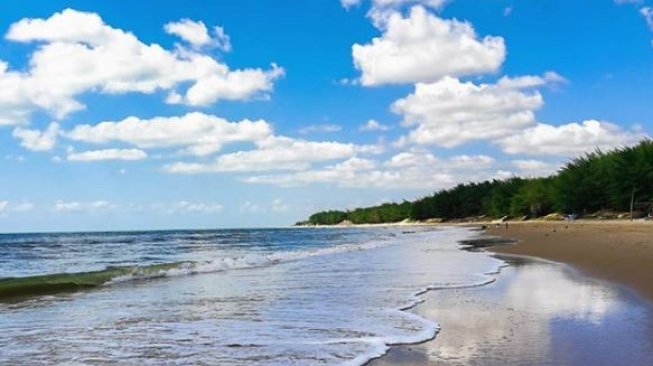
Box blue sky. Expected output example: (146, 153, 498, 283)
(0, 0, 652, 232)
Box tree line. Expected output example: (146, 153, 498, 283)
(299, 140, 653, 225)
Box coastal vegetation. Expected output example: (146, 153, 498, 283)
(300, 140, 653, 225)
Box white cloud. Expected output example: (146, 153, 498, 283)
(178, 64, 284, 106)
(164, 19, 212, 48)
(512, 160, 560, 177)
(342, 0, 447, 8)
(165, 20, 232, 52)
(512, 159, 554, 171)
(0, 201, 34, 214)
(163, 136, 377, 173)
(0, 9, 282, 125)
(174, 201, 224, 214)
(342, 0, 448, 23)
(641, 7, 653, 30)
(496, 72, 566, 88)
(213, 26, 233, 52)
(393, 75, 546, 147)
(384, 150, 438, 167)
(67, 148, 147, 162)
(12, 122, 60, 151)
(66, 112, 273, 156)
(243, 157, 385, 187)
(54, 200, 81, 212)
(359, 119, 390, 131)
(352, 6, 505, 85)
(450, 154, 495, 166)
(494, 170, 515, 181)
(298, 124, 343, 135)
(53, 200, 115, 213)
(342, 0, 364, 9)
(244, 153, 498, 190)
(149, 201, 224, 214)
(498, 120, 643, 156)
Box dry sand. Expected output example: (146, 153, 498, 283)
(488, 220, 653, 303)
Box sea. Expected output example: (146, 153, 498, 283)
(0, 226, 503, 365)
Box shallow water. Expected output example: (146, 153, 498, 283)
(371, 256, 653, 366)
(0, 227, 503, 365)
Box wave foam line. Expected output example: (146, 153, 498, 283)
(0, 239, 392, 300)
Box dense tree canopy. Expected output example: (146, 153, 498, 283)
(301, 140, 653, 225)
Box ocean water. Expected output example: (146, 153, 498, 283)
(0, 226, 503, 365)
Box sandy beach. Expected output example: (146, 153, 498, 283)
(488, 220, 653, 303)
(370, 221, 653, 365)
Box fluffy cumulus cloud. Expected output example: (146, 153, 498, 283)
(244, 151, 498, 189)
(163, 136, 379, 173)
(165, 19, 232, 52)
(65, 110, 383, 172)
(0, 9, 282, 125)
(393, 75, 552, 147)
(394, 75, 642, 154)
(12, 122, 60, 151)
(352, 6, 505, 85)
(384, 150, 438, 167)
(165, 19, 213, 48)
(66, 112, 273, 156)
(67, 148, 147, 162)
(0, 4, 646, 199)
(359, 119, 390, 131)
(498, 120, 643, 156)
(172, 64, 284, 106)
(243, 157, 388, 187)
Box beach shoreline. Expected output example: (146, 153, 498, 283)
(369, 253, 653, 366)
(486, 220, 653, 304)
(304, 219, 653, 303)
(368, 220, 653, 365)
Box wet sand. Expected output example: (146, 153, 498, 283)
(370, 221, 653, 365)
(370, 255, 653, 365)
(488, 220, 653, 303)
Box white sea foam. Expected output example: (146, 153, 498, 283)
(106, 238, 394, 285)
